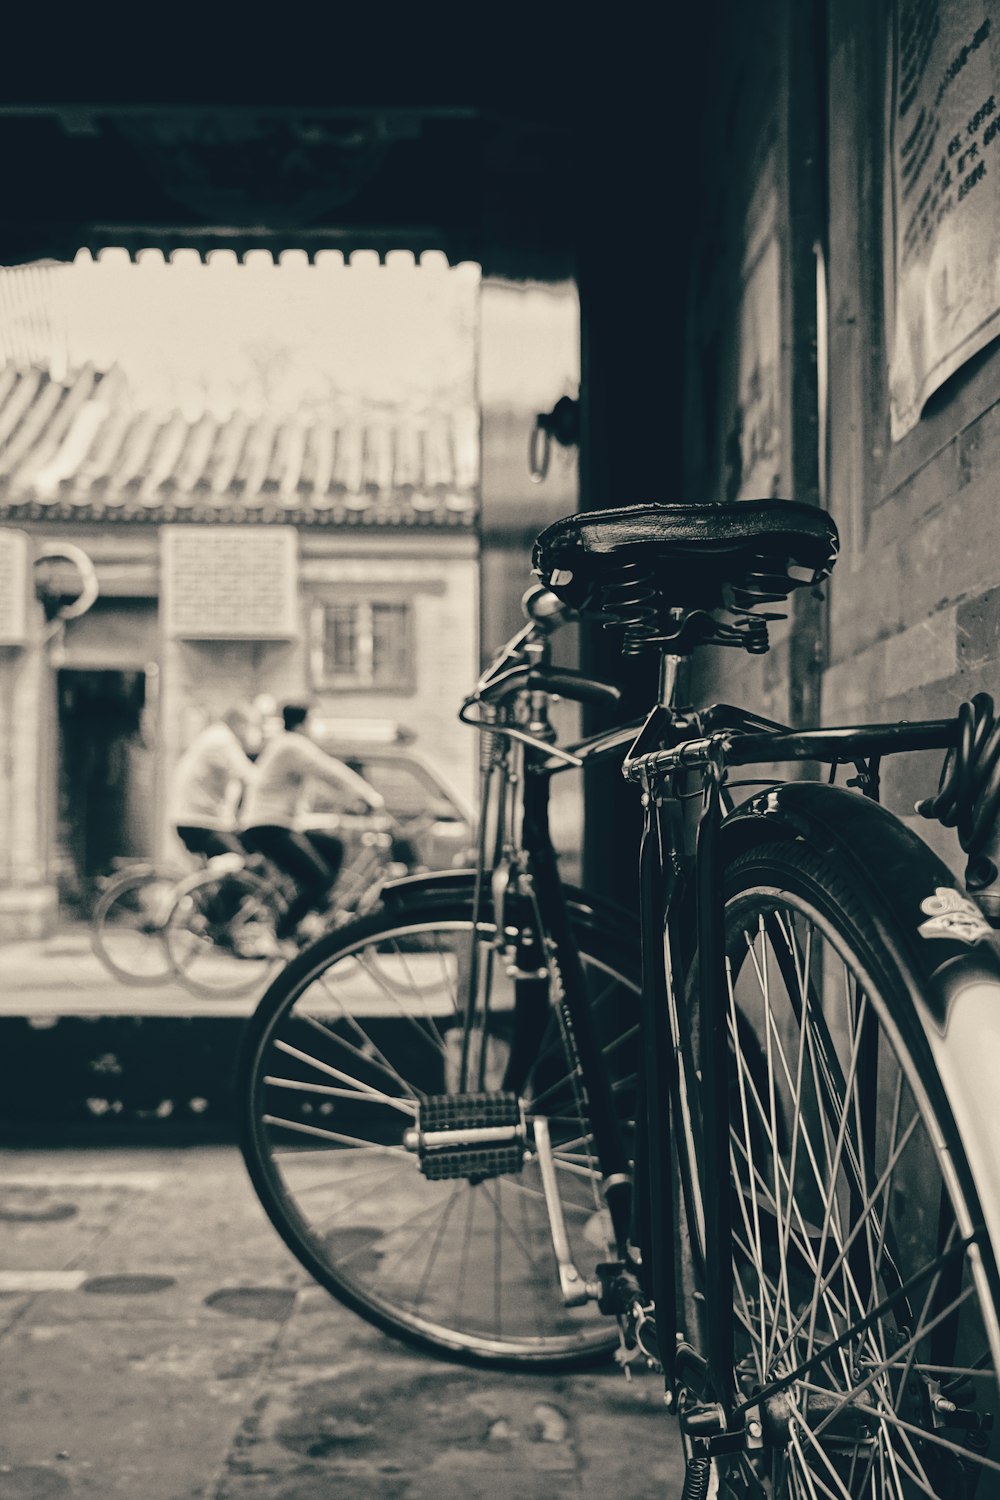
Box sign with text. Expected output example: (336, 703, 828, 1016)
(889, 1, 1000, 438)
(0, 528, 30, 645)
(161, 526, 298, 639)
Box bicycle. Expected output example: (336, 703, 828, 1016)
(528, 499, 1000, 1497)
(244, 497, 1000, 1497)
(91, 857, 190, 987)
(239, 583, 645, 1367)
(92, 813, 403, 999)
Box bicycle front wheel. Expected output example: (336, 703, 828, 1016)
(240, 892, 640, 1368)
(91, 869, 177, 985)
(165, 869, 282, 999)
(681, 838, 1000, 1498)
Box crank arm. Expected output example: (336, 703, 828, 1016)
(532, 1115, 590, 1307)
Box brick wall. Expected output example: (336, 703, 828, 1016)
(681, 0, 1000, 881)
(681, 0, 816, 740)
(823, 0, 1000, 869)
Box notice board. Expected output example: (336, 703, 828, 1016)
(161, 526, 298, 639)
(888, 0, 1000, 438)
(0, 528, 30, 645)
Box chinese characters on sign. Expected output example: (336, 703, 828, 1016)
(0, 529, 30, 645)
(161, 526, 298, 639)
(889, 0, 1000, 438)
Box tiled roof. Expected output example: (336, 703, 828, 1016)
(0, 365, 478, 528)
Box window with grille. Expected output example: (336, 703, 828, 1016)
(310, 598, 415, 691)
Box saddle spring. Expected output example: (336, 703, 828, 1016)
(599, 562, 661, 655)
(721, 612, 772, 654)
(599, 559, 775, 656)
(721, 549, 795, 654)
(730, 551, 795, 610)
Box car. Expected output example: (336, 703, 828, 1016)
(304, 720, 476, 874)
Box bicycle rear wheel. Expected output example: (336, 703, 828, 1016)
(240, 890, 640, 1368)
(91, 869, 176, 985)
(679, 839, 1000, 1498)
(165, 868, 282, 999)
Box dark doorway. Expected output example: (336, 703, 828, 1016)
(56, 669, 154, 911)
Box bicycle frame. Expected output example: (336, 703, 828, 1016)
(460, 696, 643, 1253)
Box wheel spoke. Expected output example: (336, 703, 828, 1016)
(704, 865, 1000, 1499)
(869, 1405, 1000, 1477)
(264, 1073, 417, 1116)
(809, 1283, 976, 1439)
(311, 973, 427, 1093)
(262, 1114, 409, 1153)
(273, 1036, 416, 1109)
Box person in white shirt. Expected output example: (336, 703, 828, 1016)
(170, 704, 260, 861)
(241, 701, 385, 939)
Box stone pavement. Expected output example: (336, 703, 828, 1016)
(0, 1144, 686, 1499)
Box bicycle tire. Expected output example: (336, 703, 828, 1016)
(240, 890, 640, 1369)
(676, 837, 1000, 1497)
(164, 867, 283, 999)
(91, 868, 178, 985)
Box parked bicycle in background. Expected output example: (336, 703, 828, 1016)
(239, 582, 642, 1365)
(92, 807, 401, 999)
(93, 703, 472, 999)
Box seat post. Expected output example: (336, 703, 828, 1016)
(658, 652, 684, 709)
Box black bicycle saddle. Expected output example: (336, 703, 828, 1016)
(532, 499, 839, 617)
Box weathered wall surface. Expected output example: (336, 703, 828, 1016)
(824, 0, 1000, 864)
(683, 0, 1000, 874)
(682, 0, 822, 745)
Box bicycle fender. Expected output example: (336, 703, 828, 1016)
(379, 867, 640, 938)
(725, 782, 1000, 1274)
(380, 868, 479, 904)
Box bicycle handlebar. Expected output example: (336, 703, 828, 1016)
(474, 663, 621, 710)
(531, 666, 621, 707)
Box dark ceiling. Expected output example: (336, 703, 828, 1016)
(0, 0, 706, 286)
(0, 102, 609, 277)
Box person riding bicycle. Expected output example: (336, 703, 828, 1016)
(241, 701, 386, 940)
(170, 703, 261, 861)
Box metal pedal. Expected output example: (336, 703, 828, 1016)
(403, 1091, 526, 1181)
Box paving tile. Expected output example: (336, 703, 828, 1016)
(0, 1144, 686, 1499)
(1, 1316, 278, 1500)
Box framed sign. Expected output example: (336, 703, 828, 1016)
(888, 1, 1000, 437)
(0, 528, 30, 645)
(161, 526, 298, 640)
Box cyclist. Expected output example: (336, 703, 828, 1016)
(170, 703, 261, 861)
(241, 701, 386, 940)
